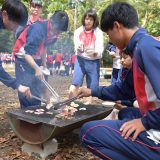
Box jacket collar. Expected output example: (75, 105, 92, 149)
(125, 27, 148, 55)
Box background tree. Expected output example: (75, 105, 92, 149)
(1, 0, 160, 66)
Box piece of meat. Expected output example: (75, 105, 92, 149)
(25, 110, 34, 113)
(79, 107, 86, 111)
(46, 102, 53, 110)
(34, 111, 44, 115)
(46, 111, 53, 115)
(70, 102, 79, 108)
(56, 105, 78, 119)
(36, 109, 45, 112)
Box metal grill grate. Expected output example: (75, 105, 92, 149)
(7, 102, 113, 127)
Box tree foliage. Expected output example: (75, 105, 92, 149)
(0, 0, 160, 65)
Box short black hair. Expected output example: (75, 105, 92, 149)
(120, 48, 133, 58)
(30, 0, 42, 7)
(82, 9, 99, 29)
(50, 10, 69, 32)
(101, 2, 138, 32)
(2, 0, 28, 26)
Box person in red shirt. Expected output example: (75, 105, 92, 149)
(53, 52, 63, 75)
(12, 11, 68, 108)
(46, 51, 54, 75)
(28, 0, 44, 24)
(15, 0, 44, 38)
(63, 52, 70, 76)
(70, 53, 76, 75)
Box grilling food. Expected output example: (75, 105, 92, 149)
(36, 109, 45, 112)
(34, 111, 44, 115)
(55, 105, 78, 119)
(25, 110, 34, 113)
(46, 97, 55, 110)
(46, 103, 53, 110)
(24, 101, 80, 119)
(46, 111, 53, 115)
(70, 102, 79, 108)
(25, 109, 45, 115)
(79, 107, 86, 111)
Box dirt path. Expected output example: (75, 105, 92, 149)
(0, 68, 110, 160)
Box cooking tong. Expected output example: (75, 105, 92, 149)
(32, 79, 77, 110)
(53, 96, 77, 110)
(41, 79, 61, 103)
(31, 95, 47, 104)
(31, 80, 61, 106)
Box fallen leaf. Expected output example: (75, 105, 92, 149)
(0, 137, 7, 144)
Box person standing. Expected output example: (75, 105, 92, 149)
(46, 51, 54, 75)
(15, 0, 44, 36)
(12, 10, 69, 108)
(69, 9, 104, 104)
(14, 0, 45, 58)
(53, 51, 63, 75)
(70, 53, 76, 75)
(28, 0, 44, 24)
(107, 41, 121, 84)
(77, 2, 160, 160)
(0, 0, 30, 97)
(63, 52, 70, 76)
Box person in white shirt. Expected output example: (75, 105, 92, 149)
(69, 9, 104, 104)
(107, 41, 121, 84)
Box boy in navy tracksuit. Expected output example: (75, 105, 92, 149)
(77, 2, 160, 160)
(12, 11, 69, 108)
(0, 0, 30, 97)
(114, 49, 138, 110)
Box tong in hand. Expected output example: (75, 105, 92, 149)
(41, 79, 61, 102)
(31, 95, 48, 104)
(53, 96, 77, 110)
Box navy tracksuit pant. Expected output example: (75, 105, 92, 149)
(80, 108, 160, 160)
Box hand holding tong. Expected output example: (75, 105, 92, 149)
(53, 96, 77, 110)
(31, 95, 48, 104)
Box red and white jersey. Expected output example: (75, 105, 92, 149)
(133, 57, 160, 115)
(74, 26, 104, 60)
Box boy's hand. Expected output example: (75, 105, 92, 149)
(18, 85, 31, 97)
(76, 87, 91, 98)
(35, 67, 44, 80)
(120, 119, 146, 141)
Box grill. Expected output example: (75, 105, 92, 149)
(6, 101, 113, 144)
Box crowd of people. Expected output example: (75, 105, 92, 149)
(0, 0, 160, 160)
(46, 51, 76, 76)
